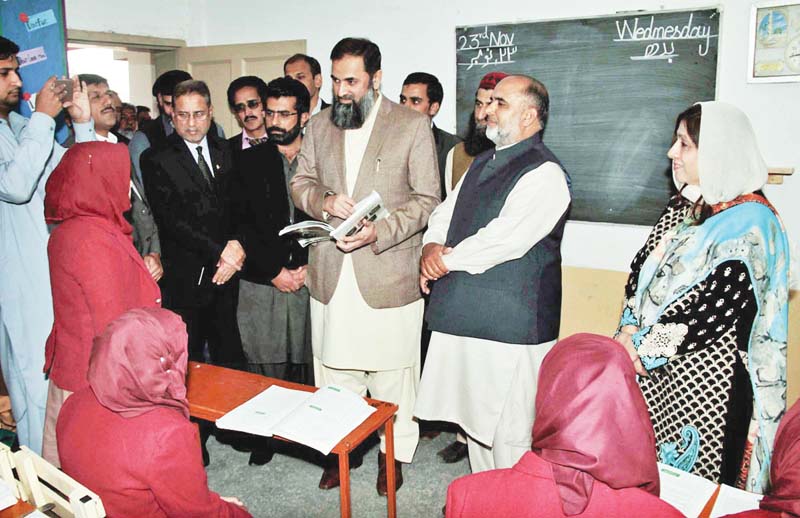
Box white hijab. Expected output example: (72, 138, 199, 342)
(674, 101, 768, 204)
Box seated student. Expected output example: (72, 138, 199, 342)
(445, 333, 683, 518)
(57, 308, 250, 518)
(723, 399, 800, 518)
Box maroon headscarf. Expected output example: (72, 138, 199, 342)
(88, 308, 189, 419)
(760, 400, 800, 516)
(532, 333, 660, 516)
(45, 141, 133, 235)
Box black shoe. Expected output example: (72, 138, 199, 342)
(437, 441, 467, 464)
(201, 442, 210, 467)
(248, 447, 274, 466)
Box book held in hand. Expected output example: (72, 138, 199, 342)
(279, 190, 389, 247)
(215, 384, 377, 455)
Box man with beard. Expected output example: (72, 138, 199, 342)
(228, 76, 312, 466)
(444, 71, 507, 195)
(290, 38, 439, 495)
(227, 76, 269, 153)
(433, 71, 508, 464)
(415, 75, 571, 473)
(0, 35, 93, 455)
(118, 103, 137, 140)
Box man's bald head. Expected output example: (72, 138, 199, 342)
(486, 74, 549, 146)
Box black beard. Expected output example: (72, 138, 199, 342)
(464, 115, 494, 156)
(267, 121, 302, 145)
(331, 89, 375, 129)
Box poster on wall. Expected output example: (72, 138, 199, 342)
(0, 0, 69, 140)
(748, 1, 800, 82)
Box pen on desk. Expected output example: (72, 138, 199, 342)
(376, 158, 381, 173)
(197, 266, 205, 286)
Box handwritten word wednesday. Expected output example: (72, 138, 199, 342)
(615, 13, 717, 60)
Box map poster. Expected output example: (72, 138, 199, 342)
(0, 0, 69, 140)
(749, 1, 800, 82)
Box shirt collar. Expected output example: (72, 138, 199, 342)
(183, 135, 209, 154)
(96, 132, 118, 143)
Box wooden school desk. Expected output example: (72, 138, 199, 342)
(186, 361, 400, 518)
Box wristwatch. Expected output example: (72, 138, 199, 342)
(322, 190, 336, 221)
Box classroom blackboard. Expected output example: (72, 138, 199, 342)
(456, 9, 719, 225)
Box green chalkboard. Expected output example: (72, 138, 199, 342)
(456, 9, 719, 225)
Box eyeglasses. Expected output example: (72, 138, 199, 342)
(234, 99, 262, 113)
(265, 109, 298, 120)
(174, 111, 209, 122)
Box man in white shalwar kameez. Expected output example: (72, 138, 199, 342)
(0, 36, 94, 455)
(415, 75, 571, 473)
(290, 37, 440, 495)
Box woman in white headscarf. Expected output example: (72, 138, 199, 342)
(615, 102, 790, 494)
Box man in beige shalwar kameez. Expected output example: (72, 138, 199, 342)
(290, 37, 440, 495)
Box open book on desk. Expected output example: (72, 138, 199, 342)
(657, 463, 762, 518)
(215, 384, 376, 455)
(279, 190, 390, 247)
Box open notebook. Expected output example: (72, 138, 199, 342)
(657, 463, 763, 518)
(215, 384, 376, 455)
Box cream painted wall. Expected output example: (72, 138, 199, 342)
(65, 0, 800, 274)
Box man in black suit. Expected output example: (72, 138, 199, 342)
(400, 72, 462, 200)
(284, 53, 329, 116)
(142, 79, 246, 370)
(227, 75, 269, 154)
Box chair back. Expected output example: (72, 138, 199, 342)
(14, 446, 105, 518)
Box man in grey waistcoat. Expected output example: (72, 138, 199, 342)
(414, 75, 571, 473)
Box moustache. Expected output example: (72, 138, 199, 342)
(337, 94, 355, 102)
(101, 106, 116, 113)
(244, 115, 257, 122)
(267, 126, 286, 134)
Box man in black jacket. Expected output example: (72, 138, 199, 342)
(142, 79, 246, 370)
(230, 76, 312, 383)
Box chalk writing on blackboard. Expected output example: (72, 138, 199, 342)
(614, 13, 718, 61)
(457, 26, 518, 69)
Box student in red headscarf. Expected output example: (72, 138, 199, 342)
(41, 142, 161, 465)
(723, 399, 800, 518)
(445, 333, 683, 518)
(57, 308, 251, 518)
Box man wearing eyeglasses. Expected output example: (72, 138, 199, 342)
(228, 77, 314, 465)
(227, 76, 269, 153)
(142, 79, 247, 375)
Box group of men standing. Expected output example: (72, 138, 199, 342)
(0, 33, 572, 498)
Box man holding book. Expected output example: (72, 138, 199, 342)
(290, 37, 440, 495)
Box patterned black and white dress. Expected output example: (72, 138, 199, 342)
(621, 195, 759, 486)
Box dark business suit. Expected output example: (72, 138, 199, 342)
(141, 131, 244, 367)
(129, 170, 160, 256)
(433, 125, 462, 200)
(229, 140, 309, 283)
(229, 139, 312, 384)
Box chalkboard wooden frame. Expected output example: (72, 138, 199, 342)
(455, 8, 721, 226)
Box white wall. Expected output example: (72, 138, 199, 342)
(65, 0, 800, 274)
(64, 0, 191, 41)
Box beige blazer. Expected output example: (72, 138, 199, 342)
(290, 97, 440, 308)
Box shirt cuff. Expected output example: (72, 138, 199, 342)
(27, 112, 57, 142)
(73, 119, 97, 143)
